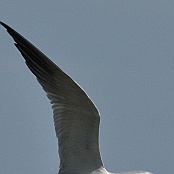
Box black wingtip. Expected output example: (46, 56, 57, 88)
(0, 21, 22, 43)
(0, 21, 15, 36)
(0, 21, 9, 29)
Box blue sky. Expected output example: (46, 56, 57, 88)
(0, 1, 174, 174)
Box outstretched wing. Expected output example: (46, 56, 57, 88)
(1, 22, 103, 173)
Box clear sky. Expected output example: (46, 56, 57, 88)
(0, 1, 174, 174)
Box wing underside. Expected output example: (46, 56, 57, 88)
(1, 22, 103, 173)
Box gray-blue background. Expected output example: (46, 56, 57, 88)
(0, 1, 173, 174)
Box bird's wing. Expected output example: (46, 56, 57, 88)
(1, 22, 103, 173)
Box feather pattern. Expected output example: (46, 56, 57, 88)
(0, 21, 153, 174)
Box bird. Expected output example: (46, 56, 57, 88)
(0, 21, 153, 174)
